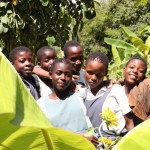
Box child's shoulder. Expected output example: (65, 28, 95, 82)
(76, 87, 87, 99)
(112, 83, 123, 89)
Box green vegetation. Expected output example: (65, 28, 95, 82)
(0, 0, 96, 56)
(79, 0, 150, 78)
(1, 0, 150, 79)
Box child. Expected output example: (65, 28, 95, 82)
(9, 46, 40, 100)
(32, 41, 87, 91)
(63, 41, 87, 87)
(33, 46, 57, 96)
(37, 58, 98, 145)
(123, 56, 148, 126)
(123, 56, 147, 96)
(79, 52, 134, 139)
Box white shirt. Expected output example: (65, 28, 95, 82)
(37, 76, 52, 97)
(78, 84, 131, 135)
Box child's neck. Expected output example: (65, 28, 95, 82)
(91, 82, 105, 96)
(50, 89, 70, 100)
(124, 81, 135, 97)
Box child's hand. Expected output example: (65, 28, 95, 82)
(72, 74, 79, 81)
(83, 135, 99, 147)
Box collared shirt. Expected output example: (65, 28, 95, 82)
(78, 84, 131, 135)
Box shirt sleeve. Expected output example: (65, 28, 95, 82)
(115, 84, 131, 115)
(102, 84, 131, 135)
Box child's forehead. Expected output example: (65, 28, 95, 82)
(42, 50, 55, 56)
(15, 51, 32, 59)
(86, 59, 105, 66)
(127, 59, 145, 67)
(52, 62, 72, 71)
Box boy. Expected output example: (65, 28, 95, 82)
(9, 46, 40, 100)
(33, 46, 57, 96)
(63, 41, 87, 87)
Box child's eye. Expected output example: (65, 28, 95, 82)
(44, 59, 50, 62)
(19, 59, 25, 63)
(139, 70, 145, 73)
(129, 66, 134, 69)
(96, 73, 104, 78)
(65, 72, 72, 77)
(70, 57, 77, 62)
(86, 71, 93, 75)
(56, 71, 62, 76)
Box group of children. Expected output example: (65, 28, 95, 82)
(9, 41, 150, 148)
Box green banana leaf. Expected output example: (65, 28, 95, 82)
(121, 26, 137, 38)
(122, 26, 150, 55)
(0, 51, 51, 128)
(104, 38, 137, 53)
(114, 119, 150, 150)
(139, 26, 150, 34)
(111, 46, 121, 64)
(145, 36, 150, 47)
(0, 52, 95, 150)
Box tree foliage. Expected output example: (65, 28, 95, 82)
(0, 0, 96, 56)
(105, 26, 150, 80)
(79, 0, 150, 60)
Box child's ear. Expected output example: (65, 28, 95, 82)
(37, 62, 41, 66)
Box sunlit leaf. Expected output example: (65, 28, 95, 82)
(104, 38, 137, 53)
(114, 120, 150, 150)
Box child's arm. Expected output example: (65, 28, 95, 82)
(33, 66, 49, 79)
(82, 135, 98, 147)
(124, 112, 134, 131)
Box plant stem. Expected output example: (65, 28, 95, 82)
(98, 121, 106, 148)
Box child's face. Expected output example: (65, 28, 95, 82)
(124, 59, 146, 85)
(66, 46, 83, 75)
(40, 50, 57, 71)
(13, 51, 34, 76)
(85, 60, 107, 90)
(50, 62, 72, 91)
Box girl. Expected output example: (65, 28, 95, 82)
(37, 58, 98, 145)
(79, 52, 134, 139)
(123, 56, 148, 126)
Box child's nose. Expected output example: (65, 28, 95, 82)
(25, 60, 31, 66)
(91, 74, 97, 80)
(61, 74, 65, 79)
(132, 68, 138, 73)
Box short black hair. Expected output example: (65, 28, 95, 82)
(36, 46, 56, 62)
(86, 51, 109, 71)
(126, 55, 147, 73)
(9, 46, 31, 63)
(50, 58, 73, 72)
(63, 41, 83, 57)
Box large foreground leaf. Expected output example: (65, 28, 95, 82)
(114, 120, 150, 150)
(0, 121, 95, 150)
(0, 52, 95, 150)
(0, 51, 51, 128)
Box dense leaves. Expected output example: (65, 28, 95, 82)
(79, 0, 150, 60)
(0, 0, 96, 56)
